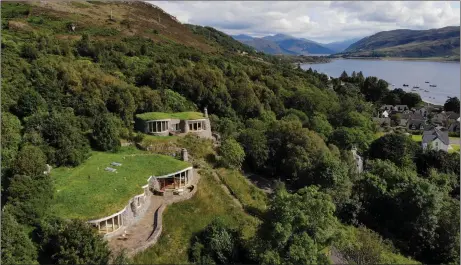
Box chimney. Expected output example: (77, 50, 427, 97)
(204, 107, 208, 118)
(181, 148, 188, 162)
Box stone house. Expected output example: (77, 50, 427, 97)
(135, 109, 212, 139)
(380, 105, 394, 111)
(408, 119, 425, 130)
(422, 127, 449, 152)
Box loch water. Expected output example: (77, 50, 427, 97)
(301, 59, 460, 105)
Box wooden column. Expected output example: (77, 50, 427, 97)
(112, 217, 115, 232)
(105, 220, 108, 233)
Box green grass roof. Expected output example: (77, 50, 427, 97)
(51, 147, 190, 220)
(135, 112, 204, 121)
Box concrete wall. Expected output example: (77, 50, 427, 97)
(127, 179, 199, 257)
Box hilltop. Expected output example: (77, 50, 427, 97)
(340, 26, 460, 59)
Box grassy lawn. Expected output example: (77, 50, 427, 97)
(411, 134, 422, 142)
(449, 144, 460, 154)
(374, 131, 387, 140)
(133, 168, 260, 264)
(51, 147, 190, 220)
(136, 112, 204, 121)
(216, 168, 267, 213)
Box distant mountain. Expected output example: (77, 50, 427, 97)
(240, 37, 297, 55)
(233, 33, 336, 55)
(342, 26, 460, 58)
(324, 38, 362, 53)
(232, 34, 254, 42)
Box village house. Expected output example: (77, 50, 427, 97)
(422, 127, 449, 152)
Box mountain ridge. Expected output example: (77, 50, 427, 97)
(342, 26, 460, 58)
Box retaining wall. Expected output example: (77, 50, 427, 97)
(127, 174, 199, 257)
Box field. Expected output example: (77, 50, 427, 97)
(135, 112, 204, 121)
(133, 168, 260, 264)
(51, 147, 190, 220)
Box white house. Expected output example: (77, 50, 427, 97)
(422, 128, 449, 152)
(382, 110, 389, 118)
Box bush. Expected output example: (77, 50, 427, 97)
(218, 138, 245, 170)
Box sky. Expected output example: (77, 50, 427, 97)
(147, 1, 460, 43)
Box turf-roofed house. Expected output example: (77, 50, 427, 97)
(135, 108, 212, 139)
(51, 148, 194, 237)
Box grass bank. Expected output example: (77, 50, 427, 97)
(133, 168, 261, 264)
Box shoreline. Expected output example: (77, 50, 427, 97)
(337, 56, 460, 63)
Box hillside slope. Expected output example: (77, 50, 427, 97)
(342, 26, 460, 58)
(10, 1, 216, 52)
(324, 38, 361, 53)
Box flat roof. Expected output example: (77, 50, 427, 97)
(51, 147, 190, 220)
(135, 112, 204, 121)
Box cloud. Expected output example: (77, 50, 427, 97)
(148, 1, 460, 43)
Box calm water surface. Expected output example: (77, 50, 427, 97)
(301, 59, 460, 105)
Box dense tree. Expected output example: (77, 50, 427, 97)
(1, 207, 38, 264)
(1, 112, 22, 172)
(253, 185, 338, 265)
(91, 113, 121, 152)
(239, 127, 269, 170)
(24, 110, 91, 166)
(444, 97, 460, 113)
(39, 218, 110, 265)
(219, 138, 245, 170)
(190, 218, 245, 264)
(367, 133, 420, 168)
(6, 173, 54, 226)
(13, 145, 47, 177)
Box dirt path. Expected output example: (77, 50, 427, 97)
(108, 196, 163, 256)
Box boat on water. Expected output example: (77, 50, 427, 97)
(403, 84, 409, 87)
(425, 81, 430, 83)
(430, 84, 437, 87)
(424, 90, 429, 92)
(413, 86, 420, 88)
(411, 89, 417, 91)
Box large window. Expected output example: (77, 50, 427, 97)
(188, 121, 204, 131)
(149, 121, 169, 133)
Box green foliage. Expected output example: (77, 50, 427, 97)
(90, 113, 121, 152)
(13, 145, 47, 177)
(190, 218, 245, 264)
(336, 226, 418, 265)
(39, 218, 110, 265)
(6, 173, 54, 226)
(444, 97, 460, 113)
(1, 112, 22, 171)
(368, 133, 421, 168)
(254, 185, 338, 265)
(307, 112, 333, 140)
(219, 138, 245, 170)
(1, 207, 38, 265)
(24, 110, 91, 167)
(239, 127, 269, 170)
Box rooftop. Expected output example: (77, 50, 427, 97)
(51, 147, 190, 220)
(422, 128, 449, 145)
(135, 112, 204, 121)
